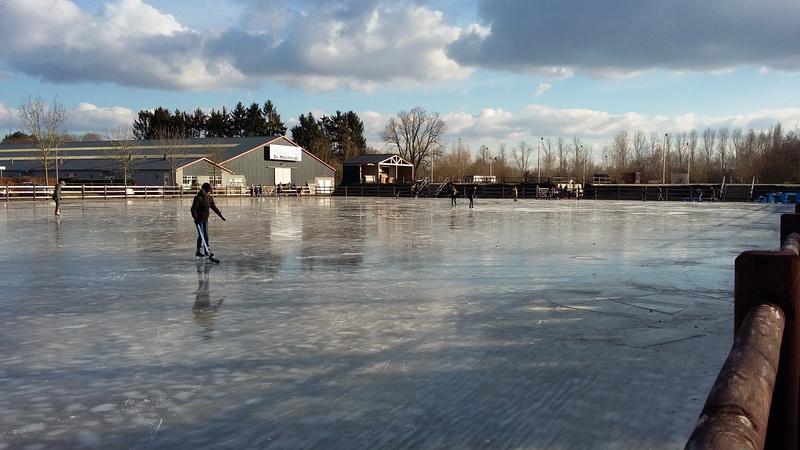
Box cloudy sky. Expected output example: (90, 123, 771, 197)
(1, 0, 799, 158)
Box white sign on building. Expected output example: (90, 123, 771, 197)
(267, 144, 302, 162)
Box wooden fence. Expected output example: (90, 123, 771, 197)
(686, 216, 800, 449)
(1, 184, 334, 201)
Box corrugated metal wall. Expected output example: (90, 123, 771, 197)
(224, 145, 335, 185)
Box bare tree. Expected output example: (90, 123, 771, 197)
(557, 137, 567, 175)
(513, 141, 533, 181)
(207, 145, 227, 187)
(437, 139, 473, 181)
(156, 129, 190, 186)
(542, 138, 555, 179)
(632, 130, 647, 174)
(18, 95, 67, 186)
(382, 107, 447, 175)
(688, 129, 698, 181)
(717, 128, 730, 177)
(495, 143, 511, 181)
(110, 128, 138, 190)
(702, 127, 716, 181)
(611, 131, 629, 180)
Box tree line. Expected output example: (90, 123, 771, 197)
(129, 100, 371, 172)
(5, 95, 800, 186)
(131, 100, 287, 140)
(605, 125, 800, 184)
(413, 123, 800, 185)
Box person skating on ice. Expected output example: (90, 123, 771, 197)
(191, 183, 226, 260)
(469, 186, 476, 208)
(52, 180, 65, 216)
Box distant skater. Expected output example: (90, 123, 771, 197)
(513, 185, 518, 202)
(191, 183, 226, 261)
(450, 184, 458, 207)
(52, 180, 64, 216)
(469, 186, 476, 208)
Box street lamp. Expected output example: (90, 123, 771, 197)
(686, 142, 691, 184)
(538, 137, 543, 183)
(662, 133, 668, 184)
(580, 145, 586, 185)
(490, 156, 497, 178)
(54, 146, 59, 183)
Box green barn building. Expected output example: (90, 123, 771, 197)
(0, 136, 335, 191)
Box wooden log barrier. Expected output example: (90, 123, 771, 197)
(686, 303, 785, 450)
(733, 249, 800, 449)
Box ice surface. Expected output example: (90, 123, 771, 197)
(0, 197, 789, 449)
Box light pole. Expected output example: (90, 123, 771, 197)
(662, 133, 668, 184)
(490, 156, 497, 178)
(686, 142, 691, 184)
(537, 137, 543, 182)
(581, 145, 586, 185)
(54, 147, 59, 184)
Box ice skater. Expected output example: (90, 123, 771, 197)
(191, 183, 226, 263)
(450, 183, 458, 207)
(512, 185, 518, 202)
(469, 186, 476, 208)
(52, 180, 64, 216)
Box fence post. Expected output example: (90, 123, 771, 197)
(103, 185, 107, 199)
(735, 250, 800, 450)
(81, 184, 85, 200)
(33, 185, 37, 202)
(345, 186, 348, 197)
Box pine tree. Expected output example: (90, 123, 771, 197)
(291, 113, 333, 163)
(189, 108, 207, 138)
(230, 102, 247, 137)
(323, 111, 367, 162)
(263, 100, 287, 136)
(243, 102, 266, 136)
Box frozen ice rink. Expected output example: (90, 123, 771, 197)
(0, 197, 789, 449)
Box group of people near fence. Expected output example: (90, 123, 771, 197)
(248, 183, 300, 198)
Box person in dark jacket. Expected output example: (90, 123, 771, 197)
(191, 183, 226, 257)
(469, 186, 476, 208)
(52, 180, 65, 216)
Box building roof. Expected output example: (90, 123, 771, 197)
(0, 136, 335, 172)
(343, 154, 411, 165)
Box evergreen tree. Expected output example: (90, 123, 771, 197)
(243, 102, 266, 136)
(291, 112, 333, 163)
(189, 108, 207, 138)
(263, 99, 287, 136)
(323, 111, 367, 162)
(205, 108, 226, 138)
(132, 107, 175, 140)
(231, 102, 247, 137)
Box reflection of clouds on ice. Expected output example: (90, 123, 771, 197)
(0, 198, 787, 448)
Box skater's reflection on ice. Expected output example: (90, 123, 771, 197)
(193, 261, 223, 340)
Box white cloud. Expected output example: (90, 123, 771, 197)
(67, 103, 137, 133)
(534, 82, 552, 97)
(0, 101, 136, 135)
(0, 0, 471, 91)
(0, 102, 16, 130)
(416, 104, 800, 154)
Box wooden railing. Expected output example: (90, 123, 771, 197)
(0, 184, 334, 200)
(687, 215, 800, 449)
